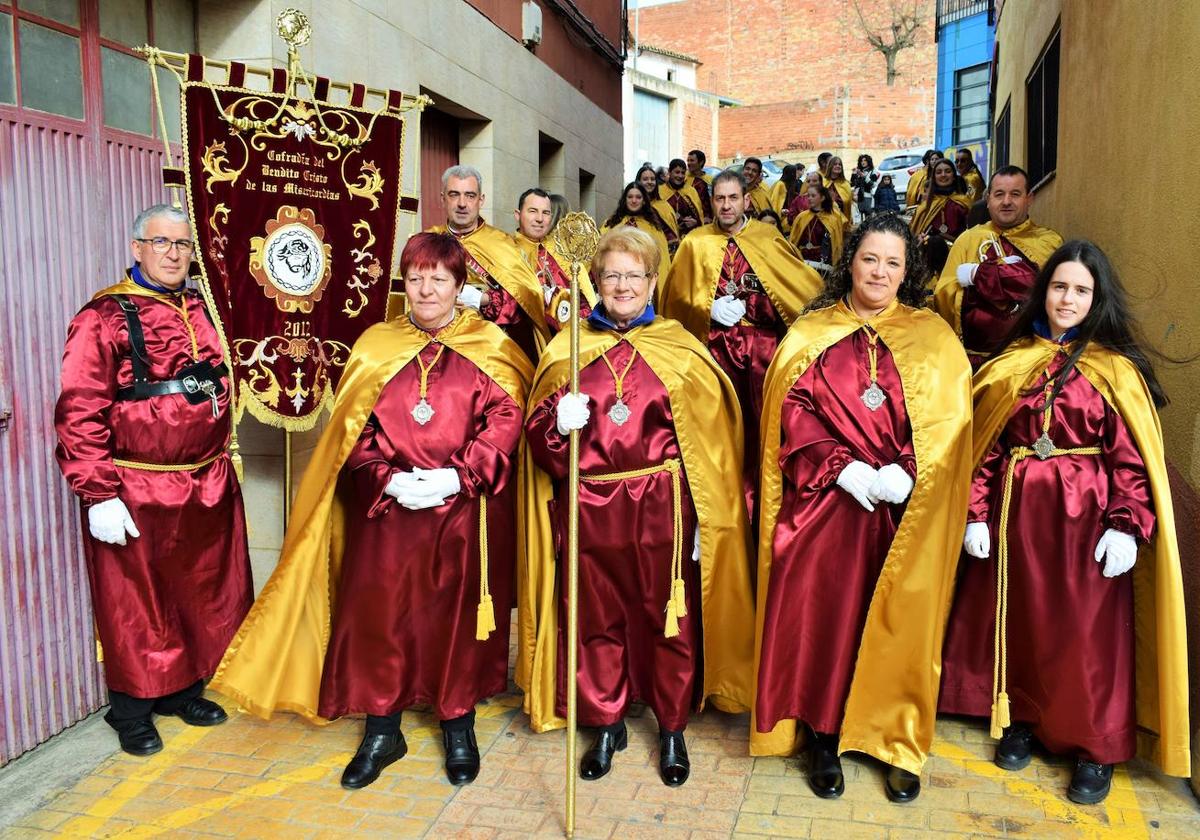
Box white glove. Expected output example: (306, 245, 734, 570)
(836, 460, 878, 512)
(409, 467, 461, 502)
(963, 522, 991, 559)
(1000, 254, 1023, 265)
(87, 498, 140, 546)
(384, 469, 420, 500)
(710, 295, 747, 327)
(385, 468, 459, 510)
(869, 463, 914, 505)
(555, 392, 591, 436)
(1094, 528, 1138, 578)
(956, 262, 979, 287)
(691, 528, 701, 562)
(457, 284, 484, 310)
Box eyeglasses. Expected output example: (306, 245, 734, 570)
(136, 237, 195, 255)
(598, 271, 651, 286)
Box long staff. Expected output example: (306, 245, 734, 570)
(552, 213, 599, 839)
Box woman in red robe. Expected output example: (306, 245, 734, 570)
(753, 213, 972, 803)
(910, 159, 971, 275)
(212, 233, 532, 791)
(518, 227, 755, 789)
(940, 240, 1191, 803)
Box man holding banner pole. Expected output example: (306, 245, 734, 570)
(512, 187, 599, 337)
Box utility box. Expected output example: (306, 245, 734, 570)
(522, 1, 543, 48)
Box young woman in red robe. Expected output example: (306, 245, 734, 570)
(212, 233, 532, 791)
(940, 240, 1191, 803)
(910, 159, 971, 275)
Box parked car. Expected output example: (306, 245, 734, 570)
(728, 158, 790, 187)
(877, 152, 925, 199)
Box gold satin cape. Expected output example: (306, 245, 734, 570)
(209, 312, 533, 722)
(658, 219, 823, 344)
(515, 318, 756, 732)
(429, 222, 550, 350)
(511, 232, 599, 308)
(787, 210, 846, 266)
(964, 169, 985, 202)
(933, 219, 1064, 339)
(746, 182, 773, 217)
(751, 300, 973, 773)
(657, 182, 705, 223)
(649, 198, 681, 239)
(910, 192, 973, 240)
(971, 338, 1191, 777)
(905, 167, 928, 207)
(822, 176, 854, 221)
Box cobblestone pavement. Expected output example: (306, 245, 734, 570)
(2, 682, 1197, 840)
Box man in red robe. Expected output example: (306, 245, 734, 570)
(55, 205, 251, 756)
(511, 187, 597, 333)
(656, 159, 705, 236)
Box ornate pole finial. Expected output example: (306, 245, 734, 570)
(276, 8, 312, 50)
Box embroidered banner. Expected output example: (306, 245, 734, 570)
(181, 63, 408, 430)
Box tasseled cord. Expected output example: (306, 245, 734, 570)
(663, 463, 687, 638)
(476, 495, 496, 640)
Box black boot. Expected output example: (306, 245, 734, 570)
(994, 725, 1035, 771)
(806, 731, 844, 799)
(104, 711, 163, 757)
(658, 730, 690, 787)
(580, 722, 627, 780)
(341, 721, 407, 790)
(157, 696, 228, 727)
(1067, 759, 1113, 804)
(442, 713, 481, 786)
(884, 766, 921, 803)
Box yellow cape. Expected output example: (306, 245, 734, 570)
(787, 210, 846, 266)
(910, 192, 973, 240)
(429, 223, 550, 351)
(210, 311, 533, 722)
(658, 220, 822, 344)
(92, 277, 185, 301)
(515, 318, 756, 732)
(822, 176, 854, 221)
(971, 338, 1190, 777)
(751, 300, 973, 773)
(746, 182, 773, 217)
(511, 231, 599, 308)
(933, 219, 1064, 341)
(905, 167, 928, 207)
(657, 182, 705, 223)
(599, 216, 672, 291)
(964, 169, 986, 202)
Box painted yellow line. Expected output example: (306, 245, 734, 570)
(934, 740, 1149, 839)
(53, 726, 212, 839)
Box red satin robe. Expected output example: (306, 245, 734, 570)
(459, 248, 539, 362)
(918, 198, 969, 274)
(962, 239, 1039, 368)
(690, 176, 712, 222)
(319, 343, 523, 720)
(756, 331, 915, 734)
(525, 339, 701, 732)
(707, 240, 786, 528)
(537, 245, 592, 333)
(54, 290, 251, 698)
(939, 362, 1153, 764)
(665, 188, 702, 233)
(794, 217, 831, 265)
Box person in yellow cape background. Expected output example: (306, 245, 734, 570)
(428, 164, 548, 361)
(740, 157, 774, 218)
(637, 165, 683, 255)
(909, 158, 973, 275)
(511, 186, 599, 335)
(955, 147, 986, 202)
(211, 233, 533, 792)
(821, 156, 855, 223)
(788, 182, 846, 275)
(517, 227, 755, 788)
(660, 169, 822, 534)
(657, 158, 706, 237)
(600, 181, 672, 290)
(752, 213, 972, 803)
(905, 149, 942, 208)
(940, 240, 1190, 805)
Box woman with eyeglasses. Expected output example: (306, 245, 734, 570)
(518, 227, 754, 789)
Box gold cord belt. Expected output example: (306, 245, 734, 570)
(112, 451, 223, 472)
(476, 495, 496, 641)
(989, 442, 1101, 738)
(581, 457, 686, 638)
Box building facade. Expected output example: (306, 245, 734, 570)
(933, 0, 994, 171)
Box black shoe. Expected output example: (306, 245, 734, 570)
(580, 724, 627, 781)
(442, 726, 480, 786)
(994, 726, 1034, 771)
(884, 766, 921, 803)
(658, 731, 690, 787)
(112, 718, 164, 757)
(158, 696, 228, 727)
(806, 732, 844, 799)
(341, 732, 407, 790)
(1067, 759, 1113, 805)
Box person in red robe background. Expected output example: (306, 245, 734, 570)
(909, 158, 972, 275)
(55, 204, 251, 757)
(212, 233, 532, 791)
(940, 240, 1191, 804)
(518, 227, 755, 789)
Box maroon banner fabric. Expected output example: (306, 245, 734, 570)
(181, 81, 406, 429)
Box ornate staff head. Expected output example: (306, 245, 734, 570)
(552, 211, 600, 278)
(276, 8, 312, 51)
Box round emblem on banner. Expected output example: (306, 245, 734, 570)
(249, 205, 334, 313)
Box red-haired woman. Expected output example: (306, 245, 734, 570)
(212, 232, 533, 791)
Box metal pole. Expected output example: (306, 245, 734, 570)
(565, 255, 581, 840)
(283, 429, 292, 526)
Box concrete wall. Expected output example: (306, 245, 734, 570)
(623, 66, 720, 181)
(934, 13, 994, 149)
(994, 0, 1200, 796)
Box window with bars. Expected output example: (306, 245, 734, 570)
(0, 0, 194, 139)
(993, 99, 1011, 173)
(1025, 27, 1059, 188)
(953, 62, 990, 145)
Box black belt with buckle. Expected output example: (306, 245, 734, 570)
(116, 361, 228, 402)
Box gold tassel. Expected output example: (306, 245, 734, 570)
(476, 594, 496, 641)
(671, 578, 687, 619)
(229, 426, 244, 483)
(663, 597, 680, 638)
(989, 692, 1011, 740)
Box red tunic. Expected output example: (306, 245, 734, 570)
(54, 289, 251, 698)
(939, 361, 1153, 764)
(318, 342, 523, 720)
(961, 238, 1039, 368)
(461, 248, 539, 362)
(525, 339, 701, 732)
(706, 240, 786, 529)
(794, 217, 831, 265)
(756, 331, 915, 734)
(690, 176, 712, 222)
(665, 188, 702, 231)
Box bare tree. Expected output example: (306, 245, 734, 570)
(851, 0, 931, 86)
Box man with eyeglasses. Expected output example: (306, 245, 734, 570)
(54, 204, 252, 757)
(428, 165, 546, 362)
(659, 170, 822, 532)
(511, 187, 598, 335)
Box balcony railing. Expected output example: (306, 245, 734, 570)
(935, 0, 994, 37)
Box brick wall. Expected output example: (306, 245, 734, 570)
(633, 0, 936, 160)
(681, 99, 718, 160)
